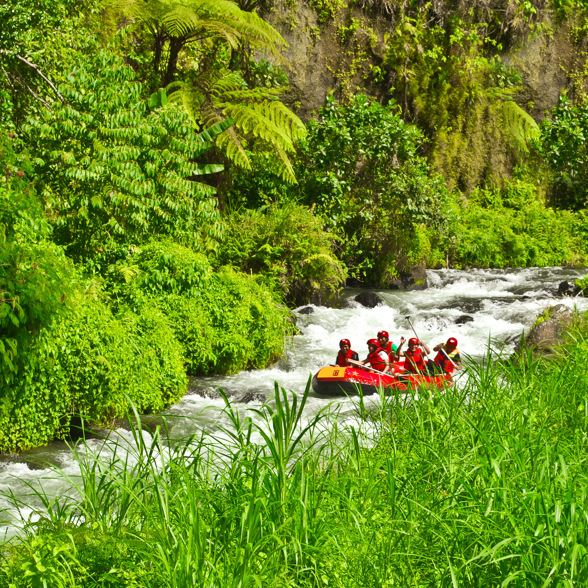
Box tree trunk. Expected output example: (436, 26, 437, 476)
(163, 37, 184, 87)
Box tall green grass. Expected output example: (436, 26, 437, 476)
(2, 334, 588, 586)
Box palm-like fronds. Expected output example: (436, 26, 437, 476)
(110, 0, 286, 55)
(172, 71, 306, 182)
(501, 99, 540, 153)
(110, 0, 303, 181)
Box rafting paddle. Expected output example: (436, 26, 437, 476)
(439, 346, 458, 369)
(405, 316, 430, 356)
(347, 358, 395, 378)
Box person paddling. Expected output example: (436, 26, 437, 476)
(377, 330, 405, 362)
(358, 338, 391, 374)
(428, 337, 462, 382)
(336, 339, 359, 367)
(397, 337, 430, 374)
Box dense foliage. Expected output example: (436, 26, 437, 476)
(219, 203, 346, 304)
(23, 51, 225, 259)
(102, 240, 292, 374)
(3, 327, 588, 584)
(2, 0, 588, 453)
(451, 178, 588, 267)
(539, 94, 588, 210)
(1, 298, 187, 451)
(299, 95, 454, 283)
(0, 134, 73, 384)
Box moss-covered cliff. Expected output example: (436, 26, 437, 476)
(263, 1, 588, 190)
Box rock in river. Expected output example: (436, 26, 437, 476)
(455, 315, 474, 325)
(523, 304, 574, 355)
(354, 291, 384, 308)
(557, 280, 582, 297)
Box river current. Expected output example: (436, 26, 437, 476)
(1, 266, 588, 536)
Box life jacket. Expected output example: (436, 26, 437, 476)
(336, 349, 357, 367)
(404, 347, 426, 374)
(379, 340, 392, 359)
(380, 340, 399, 361)
(366, 348, 388, 372)
(434, 346, 460, 374)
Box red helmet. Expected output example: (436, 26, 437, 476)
(367, 338, 379, 347)
(446, 337, 458, 347)
(408, 337, 419, 346)
(339, 338, 351, 347)
(377, 330, 389, 339)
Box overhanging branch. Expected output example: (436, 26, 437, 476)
(0, 50, 66, 104)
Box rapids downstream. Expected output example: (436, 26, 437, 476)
(1, 266, 588, 535)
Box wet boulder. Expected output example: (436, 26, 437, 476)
(557, 280, 582, 297)
(354, 291, 384, 308)
(298, 306, 315, 315)
(383, 264, 428, 291)
(523, 304, 574, 355)
(455, 315, 474, 325)
(237, 392, 266, 404)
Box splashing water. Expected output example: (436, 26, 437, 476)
(1, 267, 587, 536)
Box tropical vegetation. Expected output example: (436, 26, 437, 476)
(1, 0, 588, 463)
(3, 321, 588, 585)
(3, 0, 588, 584)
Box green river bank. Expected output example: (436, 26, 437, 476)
(2, 322, 588, 586)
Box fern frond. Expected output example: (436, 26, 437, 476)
(108, 0, 286, 53)
(170, 67, 305, 182)
(217, 127, 251, 170)
(501, 99, 540, 153)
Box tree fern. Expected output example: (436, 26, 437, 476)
(108, 0, 286, 82)
(109, 0, 304, 182)
(171, 70, 306, 182)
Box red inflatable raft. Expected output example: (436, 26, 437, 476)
(311, 362, 450, 396)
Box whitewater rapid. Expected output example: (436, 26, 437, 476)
(1, 267, 587, 535)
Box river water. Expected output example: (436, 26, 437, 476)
(1, 266, 587, 535)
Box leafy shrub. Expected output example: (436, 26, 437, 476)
(299, 94, 455, 284)
(539, 94, 588, 210)
(0, 133, 74, 384)
(218, 203, 346, 305)
(23, 50, 223, 259)
(157, 269, 290, 375)
(0, 297, 186, 452)
(102, 240, 293, 375)
(1, 529, 151, 587)
(451, 179, 587, 267)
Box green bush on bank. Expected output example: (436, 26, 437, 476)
(452, 179, 588, 267)
(0, 134, 74, 385)
(0, 239, 292, 452)
(0, 296, 186, 452)
(218, 203, 346, 306)
(102, 240, 293, 375)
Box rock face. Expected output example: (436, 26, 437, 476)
(265, 3, 577, 123)
(354, 291, 384, 308)
(505, 21, 574, 122)
(383, 264, 428, 291)
(264, 2, 390, 120)
(523, 304, 573, 355)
